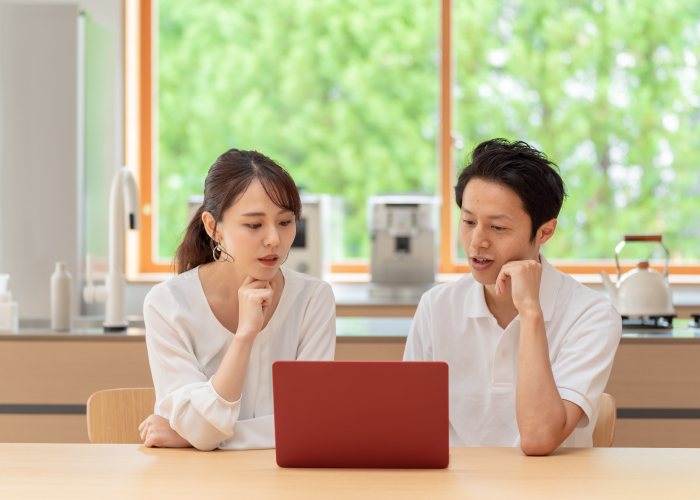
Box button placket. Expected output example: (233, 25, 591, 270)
(493, 322, 518, 387)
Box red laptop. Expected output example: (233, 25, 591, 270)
(272, 361, 449, 469)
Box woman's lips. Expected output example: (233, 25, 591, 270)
(259, 256, 279, 267)
(470, 257, 494, 271)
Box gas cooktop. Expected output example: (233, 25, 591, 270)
(621, 315, 675, 329)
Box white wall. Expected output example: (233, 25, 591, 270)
(0, 0, 123, 169)
(0, 1, 124, 319)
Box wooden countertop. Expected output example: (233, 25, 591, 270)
(0, 444, 698, 499)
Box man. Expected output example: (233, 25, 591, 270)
(404, 138, 621, 455)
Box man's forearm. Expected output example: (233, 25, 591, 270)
(515, 310, 568, 454)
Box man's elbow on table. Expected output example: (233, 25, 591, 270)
(519, 400, 585, 456)
(520, 434, 560, 456)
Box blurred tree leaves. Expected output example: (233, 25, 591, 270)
(158, 0, 438, 260)
(158, 0, 700, 263)
(455, 0, 700, 262)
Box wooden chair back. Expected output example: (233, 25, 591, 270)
(592, 393, 617, 447)
(87, 388, 156, 444)
(87, 388, 615, 446)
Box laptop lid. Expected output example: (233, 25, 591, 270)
(272, 361, 449, 468)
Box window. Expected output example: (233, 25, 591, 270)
(126, 0, 700, 277)
(453, 0, 700, 270)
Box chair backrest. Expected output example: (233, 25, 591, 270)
(87, 388, 156, 444)
(87, 388, 616, 446)
(592, 393, 617, 447)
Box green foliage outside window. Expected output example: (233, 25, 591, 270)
(159, 0, 700, 264)
(158, 0, 438, 261)
(454, 0, 700, 262)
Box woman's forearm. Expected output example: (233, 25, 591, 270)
(211, 334, 256, 403)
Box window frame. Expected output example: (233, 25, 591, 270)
(124, 0, 700, 279)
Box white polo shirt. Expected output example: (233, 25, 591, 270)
(404, 254, 622, 447)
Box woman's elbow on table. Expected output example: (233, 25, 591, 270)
(169, 417, 229, 451)
(185, 431, 225, 452)
(190, 441, 221, 452)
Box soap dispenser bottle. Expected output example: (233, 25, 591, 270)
(0, 274, 19, 333)
(51, 262, 72, 331)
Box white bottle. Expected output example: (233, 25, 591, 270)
(51, 262, 72, 332)
(0, 274, 19, 333)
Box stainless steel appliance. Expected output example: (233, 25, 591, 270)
(284, 194, 336, 280)
(368, 194, 440, 295)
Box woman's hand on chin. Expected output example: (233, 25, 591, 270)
(139, 414, 192, 448)
(236, 275, 276, 339)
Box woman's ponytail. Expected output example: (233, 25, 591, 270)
(174, 204, 214, 273)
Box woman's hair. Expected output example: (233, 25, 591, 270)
(454, 138, 567, 242)
(175, 149, 302, 274)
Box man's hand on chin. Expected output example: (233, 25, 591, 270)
(495, 259, 543, 316)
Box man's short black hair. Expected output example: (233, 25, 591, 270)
(455, 138, 567, 242)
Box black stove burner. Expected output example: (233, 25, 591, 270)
(621, 315, 675, 329)
(689, 313, 700, 329)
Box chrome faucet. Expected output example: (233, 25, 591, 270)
(84, 166, 140, 331)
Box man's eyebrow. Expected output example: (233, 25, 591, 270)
(240, 209, 292, 217)
(461, 208, 515, 221)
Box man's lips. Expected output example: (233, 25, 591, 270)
(259, 255, 279, 267)
(470, 257, 494, 271)
(470, 257, 494, 262)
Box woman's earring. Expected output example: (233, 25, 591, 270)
(213, 241, 230, 263)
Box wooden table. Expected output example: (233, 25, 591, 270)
(1, 445, 698, 499)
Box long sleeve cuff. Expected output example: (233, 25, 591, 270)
(159, 378, 242, 450)
(188, 378, 242, 435)
(219, 414, 276, 450)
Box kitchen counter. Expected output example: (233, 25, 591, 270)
(4, 317, 700, 343)
(332, 281, 700, 303)
(1, 316, 700, 447)
(330, 282, 700, 318)
(122, 280, 700, 318)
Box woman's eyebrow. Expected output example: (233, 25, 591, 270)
(240, 209, 292, 217)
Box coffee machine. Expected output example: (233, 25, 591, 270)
(368, 194, 440, 295)
(284, 193, 337, 280)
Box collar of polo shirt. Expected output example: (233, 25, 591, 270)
(464, 254, 562, 322)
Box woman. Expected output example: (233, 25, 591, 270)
(139, 149, 336, 451)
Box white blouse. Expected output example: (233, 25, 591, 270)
(143, 266, 336, 451)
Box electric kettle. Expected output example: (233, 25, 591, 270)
(599, 234, 675, 318)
